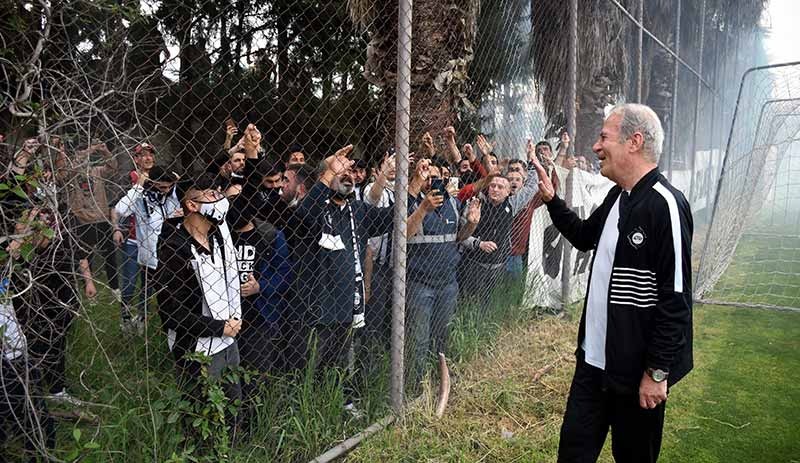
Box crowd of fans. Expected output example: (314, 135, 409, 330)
(0, 122, 596, 455)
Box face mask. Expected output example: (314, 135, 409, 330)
(230, 173, 246, 185)
(198, 197, 229, 225)
(259, 187, 281, 202)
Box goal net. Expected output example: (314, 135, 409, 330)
(695, 62, 800, 311)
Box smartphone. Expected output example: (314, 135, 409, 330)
(448, 176, 459, 191)
(430, 178, 446, 196)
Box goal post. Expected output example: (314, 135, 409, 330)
(695, 62, 800, 311)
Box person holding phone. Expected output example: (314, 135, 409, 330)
(405, 158, 481, 385)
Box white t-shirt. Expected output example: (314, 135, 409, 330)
(364, 181, 395, 265)
(582, 194, 622, 370)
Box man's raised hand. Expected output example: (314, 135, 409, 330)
(463, 143, 475, 162)
(532, 156, 555, 202)
(421, 132, 435, 158)
(443, 126, 456, 143)
(414, 158, 431, 182)
(379, 152, 396, 178)
(476, 134, 493, 157)
(526, 139, 536, 162)
(324, 144, 355, 174)
(466, 198, 481, 224)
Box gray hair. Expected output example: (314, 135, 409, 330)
(609, 103, 664, 163)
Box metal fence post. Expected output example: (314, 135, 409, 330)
(390, 0, 412, 413)
(636, 0, 644, 103)
(561, 0, 578, 312)
(689, 0, 706, 203)
(667, 0, 681, 180)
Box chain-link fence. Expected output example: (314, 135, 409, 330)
(0, 0, 770, 461)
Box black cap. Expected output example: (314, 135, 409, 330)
(354, 159, 368, 169)
(188, 173, 219, 190)
(254, 157, 284, 178)
(148, 165, 179, 183)
(227, 193, 257, 229)
(207, 152, 229, 175)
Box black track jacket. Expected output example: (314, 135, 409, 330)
(546, 167, 693, 393)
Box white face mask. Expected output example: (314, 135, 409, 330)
(198, 197, 229, 225)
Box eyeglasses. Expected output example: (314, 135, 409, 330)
(187, 189, 223, 203)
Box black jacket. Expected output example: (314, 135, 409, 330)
(546, 168, 693, 393)
(154, 223, 237, 361)
(464, 197, 515, 266)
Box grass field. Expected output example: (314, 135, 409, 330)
(348, 304, 800, 462)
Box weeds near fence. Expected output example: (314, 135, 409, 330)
(27, 272, 546, 461)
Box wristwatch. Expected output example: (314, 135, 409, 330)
(646, 368, 669, 383)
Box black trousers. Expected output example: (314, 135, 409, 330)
(558, 357, 665, 463)
(1, 358, 55, 462)
(77, 221, 119, 290)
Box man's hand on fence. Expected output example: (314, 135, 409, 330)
(532, 157, 555, 202)
(224, 319, 242, 337)
(240, 273, 260, 297)
(479, 241, 497, 253)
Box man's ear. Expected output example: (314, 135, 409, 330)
(183, 199, 197, 214)
(629, 131, 645, 153)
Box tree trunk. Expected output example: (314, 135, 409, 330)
(646, 44, 674, 170)
(277, 4, 290, 93)
(374, 0, 477, 155)
(576, 74, 614, 160)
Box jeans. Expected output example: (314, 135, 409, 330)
(365, 262, 392, 348)
(119, 241, 154, 321)
(120, 241, 139, 319)
(505, 255, 524, 279)
(406, 279, 458, 384)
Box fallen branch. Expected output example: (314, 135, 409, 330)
(695, 415, 751, 429)
(532, 355, 568, 383)
(49, 409, 100, 425)
(435, 352, 451, 418)
(307, 415, 395, 463)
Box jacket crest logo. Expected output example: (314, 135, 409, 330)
(628, 227, 646, 249)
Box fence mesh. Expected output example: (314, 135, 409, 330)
(0, 0, 772, 461)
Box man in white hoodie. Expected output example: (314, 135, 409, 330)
(154, 173, 242, 405)
(111, 165, 181, 333)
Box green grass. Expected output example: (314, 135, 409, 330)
(348, 304, 800, 463)
(28, 286, 395, 462)
(656, 305, 800, 463)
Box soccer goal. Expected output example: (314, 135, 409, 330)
(695, 62, 800, 311)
